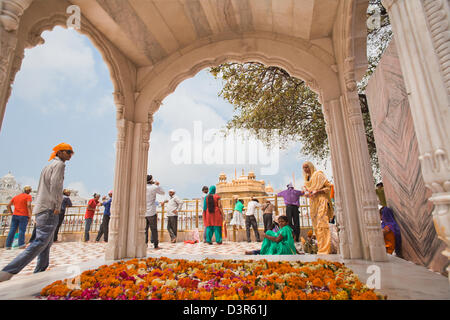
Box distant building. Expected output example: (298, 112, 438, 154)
(0, 172, 87, 207)
(216, 169, 272, 209)
(0, 172, 35, 206)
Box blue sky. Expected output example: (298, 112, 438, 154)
(0, 27, 332, 200)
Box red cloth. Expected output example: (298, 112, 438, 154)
(85, 198, 98, 219)
(11, 193, 32, 216)
(203, 194, 223, 227)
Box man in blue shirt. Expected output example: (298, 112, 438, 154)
(96, 190, 112, 242)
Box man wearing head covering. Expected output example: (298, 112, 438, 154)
(84, 193, 101, 242)
(53, 188, 72, 242)
(200, 186, 209, 242)
(302, 229, 318, 254)
(145, 175, 165, 249)
(302, 161, 333, 255)
(96, 190, 113, 243)
(375, 182, 387, 208)
(244, 197, 262, 242)
(277, 182, 304, 242)
(0, 143, 73, 282)
(380, 207, 402, 257)
(164, 188, 183, 243)
(5, 186, 33, 249)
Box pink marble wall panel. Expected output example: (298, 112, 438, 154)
(366, 40, 448, 275)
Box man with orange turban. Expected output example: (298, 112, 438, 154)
(0, 143, 74, 282)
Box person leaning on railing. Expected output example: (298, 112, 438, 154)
(261, 200, 275, 233)
(53, 189, 72, 242)
(229, 198, 245, 230)
(5, 186, 33, 249)
(277, 183, 304, 243)
(164, 189, 183, 243)
(96, 191, 112, 243)
(245, 198, 262, 242)
(145, 175, 165, 249)
(84, 193, 101, 242)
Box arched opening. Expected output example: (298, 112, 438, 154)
(147, 64, 334, 245)
(0, 26, 117, 259)
(129, 32, 385, 263)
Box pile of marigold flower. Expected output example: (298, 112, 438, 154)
(40, 257, 386, 300)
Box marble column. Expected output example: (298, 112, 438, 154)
(322, 98, 362, 260)
(105, 92, 134, 260)
(382, 0, 450, 280)
(340, 90, 387, 262)
(0, 0, 33, 132)
(126, 113, 153, 258)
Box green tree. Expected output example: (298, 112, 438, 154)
(210, 1, 391, 178)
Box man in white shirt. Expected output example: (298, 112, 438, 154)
(245, 198, 262, 242)
(0, 143, 73, 282)
(145, 175, 165, 249)
(200, 186, 209, 242)
(164, 189, 183, 243)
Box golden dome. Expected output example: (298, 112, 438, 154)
(265, 182, 274, 193)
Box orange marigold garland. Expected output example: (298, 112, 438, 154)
(39, 258, 385, 300)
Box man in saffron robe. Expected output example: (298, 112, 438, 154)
(302, 161, 334, 255)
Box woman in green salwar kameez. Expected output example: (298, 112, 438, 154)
(245, 216, 297, 255)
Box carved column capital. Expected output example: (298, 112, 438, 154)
(113, 91, 125, 120)
(344, 57, 357, 92)
(0, 0, 33, 31)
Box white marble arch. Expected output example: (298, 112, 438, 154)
(0, 0, 140, 260)
(133, 31, 387, 264)
(0, 0, 393, 265)
(134, 34, 340, 119)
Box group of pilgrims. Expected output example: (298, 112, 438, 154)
(146, 161, 339, 256)
(147, 160, 402, 257)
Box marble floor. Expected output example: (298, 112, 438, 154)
(0, 240, 448, 300)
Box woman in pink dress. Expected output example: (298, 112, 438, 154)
(203, 186, 224, 244)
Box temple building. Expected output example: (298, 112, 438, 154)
(0, 172, 36, 205)
(0, 172, 87, 206)
(215, 169, 273, 209)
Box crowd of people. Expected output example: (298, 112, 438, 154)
(0, 142, 402, 283)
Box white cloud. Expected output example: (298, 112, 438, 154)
(91, 94, 115, 116)
(148, 72, 337, 199)
(11, 27, 98, 111)
(66, 181, 90, 198)
(16, 176, 39, 190)
(156, 86, 226, 131)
